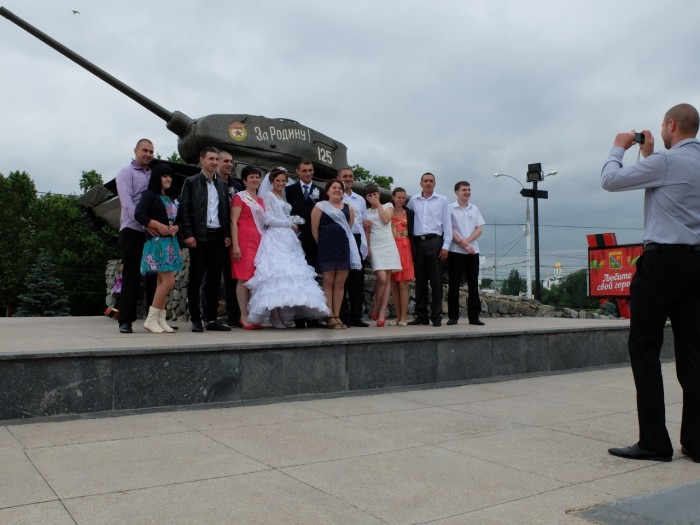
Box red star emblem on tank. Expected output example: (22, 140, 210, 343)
(228, 122, 248, 142)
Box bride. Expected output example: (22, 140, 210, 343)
(246, 167, 330, 328)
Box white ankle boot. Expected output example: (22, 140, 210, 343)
(144, 306, 164, 333)
(158, 309, 176, 333)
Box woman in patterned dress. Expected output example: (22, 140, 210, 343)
(389, 187, 415, 326)
(135, 164, 184, 333)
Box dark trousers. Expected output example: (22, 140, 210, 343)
(628, 249, 700, 456)
(447, 251, 481, 321)
(118, 227, 155, 325)
(413, 236, 443, 322)
(341, 233, 365, 323)
(187, 230, 226, 324)
(223, 246, 240, 323)
(299, 229, 318, 271)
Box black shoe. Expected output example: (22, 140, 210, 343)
(227, 319, 241, 328)
(191, 321, 204, 333)
(469, 319, 485, 326)
(119, 323, 133, 334)
(295, 320, 306, 329)
(682, 447, 700, 463)
(206, 320, 232, 331)
(432, 320, 442, 327)
(446, 319, 458, 326)
(608, 443, 671, 462)
(407, 319, 429, 326)
(348, 320, 369, 327)
(307, 320, 324, 328)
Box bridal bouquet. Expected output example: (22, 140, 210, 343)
(289, 215, 306, 225)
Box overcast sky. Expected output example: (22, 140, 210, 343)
(2, 0, 698, 283)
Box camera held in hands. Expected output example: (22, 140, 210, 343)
(634, 132, 645, 144)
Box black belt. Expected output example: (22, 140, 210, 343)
(416, 234, 440, 241)
(644, 243, 700, 253)
(206, 227, 223, 233)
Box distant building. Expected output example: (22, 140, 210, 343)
(542, 260, 564, 291)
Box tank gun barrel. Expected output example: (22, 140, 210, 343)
(2, 6, 347, 177)
(1, 6, 179, 126)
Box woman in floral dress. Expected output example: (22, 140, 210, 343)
(135, 163, 183, 333)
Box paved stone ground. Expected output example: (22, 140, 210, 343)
(1, 362, 698, 524)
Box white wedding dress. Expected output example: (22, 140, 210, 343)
(246, 192, 330, 325)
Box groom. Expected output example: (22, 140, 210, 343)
(287, 159, 325, 328)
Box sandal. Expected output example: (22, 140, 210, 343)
(326, 317, 344, 329)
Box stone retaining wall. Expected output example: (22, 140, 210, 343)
(106, 258, 611, 322)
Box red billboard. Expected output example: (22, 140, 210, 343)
(588, 243, 643, 297)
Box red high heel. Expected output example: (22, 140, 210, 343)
(376, 319, 385, 327)
(240, 319, 257, 330)
(370, 311, 379, 320)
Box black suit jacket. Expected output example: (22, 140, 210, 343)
(404, 206, 416, 258)
(176, 172, 231, 242)
(135, 189, 171, 241)
(287, 180, 325, 267)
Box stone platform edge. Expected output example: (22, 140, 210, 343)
(0, 324, 674, 420)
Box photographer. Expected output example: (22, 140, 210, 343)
(601, 103, 700, 463)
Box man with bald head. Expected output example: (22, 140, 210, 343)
(602, 103, 700, 463)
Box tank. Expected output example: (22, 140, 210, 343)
(0, 6, 400, 231)
(1, 7, 355, 232)
(0, 7, 346, 175)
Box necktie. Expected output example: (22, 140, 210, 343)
(303, 185, 309, 201)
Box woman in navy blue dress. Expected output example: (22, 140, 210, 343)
(311, 180, 361, 328)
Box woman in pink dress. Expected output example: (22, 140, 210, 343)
(389, 187, 415, 326)
(230, 166, 265, 329)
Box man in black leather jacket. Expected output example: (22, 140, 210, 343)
(177, 147, 232, 332)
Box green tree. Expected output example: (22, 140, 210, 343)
(32, 192, 118, 315)
(351, 164, 394, 190)
(15, 252, 70, 316)
(481, 278, 493, 288)
(0, 171, 36, 316)
(79, 170, 104, 192)
(501, 269, 524, 296)
(165, 151, 186, 164)
(541, 269, 598, 309)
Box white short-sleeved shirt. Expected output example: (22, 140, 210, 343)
(449, 201, 484, 254)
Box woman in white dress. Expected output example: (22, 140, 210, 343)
(363, 184, 401, 327)
(246, 168, 330, 328)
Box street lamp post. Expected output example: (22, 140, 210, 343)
(495, 168, 556, 301)
(494, 173, 532, 299)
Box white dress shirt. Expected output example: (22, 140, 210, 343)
(343, 191, 368, 259)
(449, 201, 484, 254)
(205, 175, 221, 228)
(406, 191, 452, 250)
